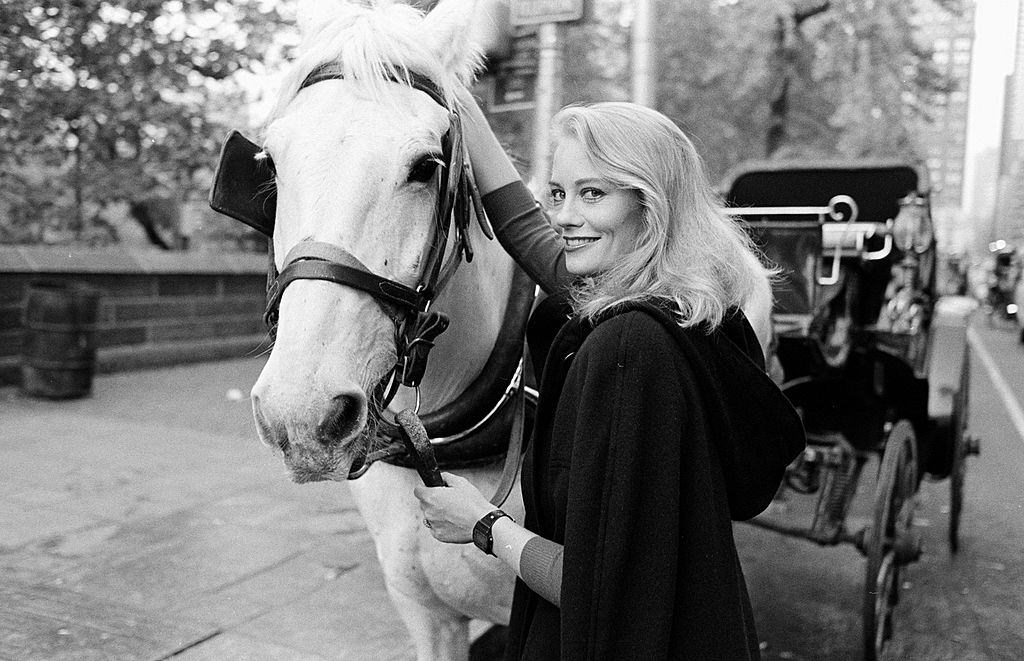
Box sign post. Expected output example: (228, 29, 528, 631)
(509, 0, 584, 190)
(631, 0, 653, 107)
(528, 22, 559, 191)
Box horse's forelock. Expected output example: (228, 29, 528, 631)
(268, 2, 475, 126)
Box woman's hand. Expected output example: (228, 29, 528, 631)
(414, 472, 495, 543)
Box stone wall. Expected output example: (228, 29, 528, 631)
(0, 245, 269, 387)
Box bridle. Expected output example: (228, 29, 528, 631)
(264, 64, 492, 413)
(209, 63, 534, 498)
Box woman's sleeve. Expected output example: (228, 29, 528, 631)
(480, 180, 572, 294)
(518, 536, 564, 606)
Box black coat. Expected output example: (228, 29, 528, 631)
(506, 300, 805, 660)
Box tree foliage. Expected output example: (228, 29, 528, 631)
(559, 0, 960, 184)
(0, 0, 285, 246)
(1, 0, 965, 245)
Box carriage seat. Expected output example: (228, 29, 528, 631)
(739, 205, 893, 380)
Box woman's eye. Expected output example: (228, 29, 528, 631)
(580, 187, 605, 201)
(548, 189, 565, 206)
(409, 156, 442, 183)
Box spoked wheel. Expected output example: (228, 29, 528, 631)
(949, 347, 978, 553)
(862, 420, 919, 661)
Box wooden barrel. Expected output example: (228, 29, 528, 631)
(20, 281, 101, 399)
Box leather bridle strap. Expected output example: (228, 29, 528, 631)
(265, 66, 466, 396)
(266, 240, 426, 326)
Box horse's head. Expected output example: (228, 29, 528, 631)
(250, 0, 491, 482)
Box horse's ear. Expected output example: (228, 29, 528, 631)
(421, 0, 483, 82)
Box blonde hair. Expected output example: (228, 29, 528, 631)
(552, 102, 773, 331)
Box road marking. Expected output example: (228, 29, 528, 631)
(968, 327, 1024, 446)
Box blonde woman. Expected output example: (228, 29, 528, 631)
(415, 97, 805, 660)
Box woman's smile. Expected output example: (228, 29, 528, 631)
(564, 236, 601, 251)
(547, 138, 643, 276)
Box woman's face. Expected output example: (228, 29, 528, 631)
(548, 137, 643, 277)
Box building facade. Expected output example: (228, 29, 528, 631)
(909, 1, 976, 252)
(993, 0, 1024, 246)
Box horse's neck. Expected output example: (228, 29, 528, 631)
(389, 227, 516, 414)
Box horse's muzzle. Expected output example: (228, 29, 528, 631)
(251, 379, 369, 482)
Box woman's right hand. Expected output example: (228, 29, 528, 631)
(414, 472, 495, 544)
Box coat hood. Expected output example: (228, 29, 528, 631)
(619, 303, 806, 521)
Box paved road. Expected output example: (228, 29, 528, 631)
(0, 358, 418, 661)
(740, 324, 1024, 661)
(2, 324, 1022, 660)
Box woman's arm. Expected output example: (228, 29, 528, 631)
(492, 517, 563, 606)
(413, 472, 564, 606)
(457, 90, 522, 195)
(458, 90, 572, 294)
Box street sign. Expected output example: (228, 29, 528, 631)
(489, 31, 538, 111)
(510, 0, 584, 26)
(492, 68, 537, 110)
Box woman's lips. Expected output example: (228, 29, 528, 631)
(564, 237, 599, 251)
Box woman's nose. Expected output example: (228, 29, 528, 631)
(553, 201, 581, 230)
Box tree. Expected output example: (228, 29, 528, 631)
(764, 0, 831, 158)
(0, 0, 286, 247)
(556, 0, 961, 183)
(808, 0, 960, 160)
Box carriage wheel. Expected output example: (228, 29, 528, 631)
(949, 348, 974, 553)
(862, 420, 918, 661)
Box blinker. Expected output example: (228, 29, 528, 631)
(209, 130, 276, 236)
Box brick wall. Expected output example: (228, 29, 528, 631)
(0, 245, 270, 387)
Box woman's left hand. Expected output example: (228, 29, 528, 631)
(414, 472, 495, 543)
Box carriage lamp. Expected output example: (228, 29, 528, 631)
(892, 194, 931, 254)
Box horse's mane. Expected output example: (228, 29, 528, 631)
(267, 2, 480, 125)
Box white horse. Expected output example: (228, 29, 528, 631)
(249, 1, 522, 659)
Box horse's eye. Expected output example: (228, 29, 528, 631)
(408, 156, 442, 184)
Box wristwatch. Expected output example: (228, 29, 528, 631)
(473, 509, 512, 556)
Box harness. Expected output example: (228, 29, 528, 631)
(209, 64, 533, 504)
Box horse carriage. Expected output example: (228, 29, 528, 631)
(723, 161, 980, 660)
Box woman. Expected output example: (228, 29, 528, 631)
(414, 97, 805, 660)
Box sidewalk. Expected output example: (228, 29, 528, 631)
(0, 358, 414, 661)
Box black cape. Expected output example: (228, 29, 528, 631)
(506, 299, 805, 660)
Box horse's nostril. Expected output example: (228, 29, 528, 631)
(253, 395, 289, 453)
(317, 393, 367, 447)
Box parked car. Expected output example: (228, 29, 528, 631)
(1015, 275, 1024, 343)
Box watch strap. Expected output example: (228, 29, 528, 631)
(473, 509, 512, 556)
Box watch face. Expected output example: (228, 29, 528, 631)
(473, 524, 489, 552)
